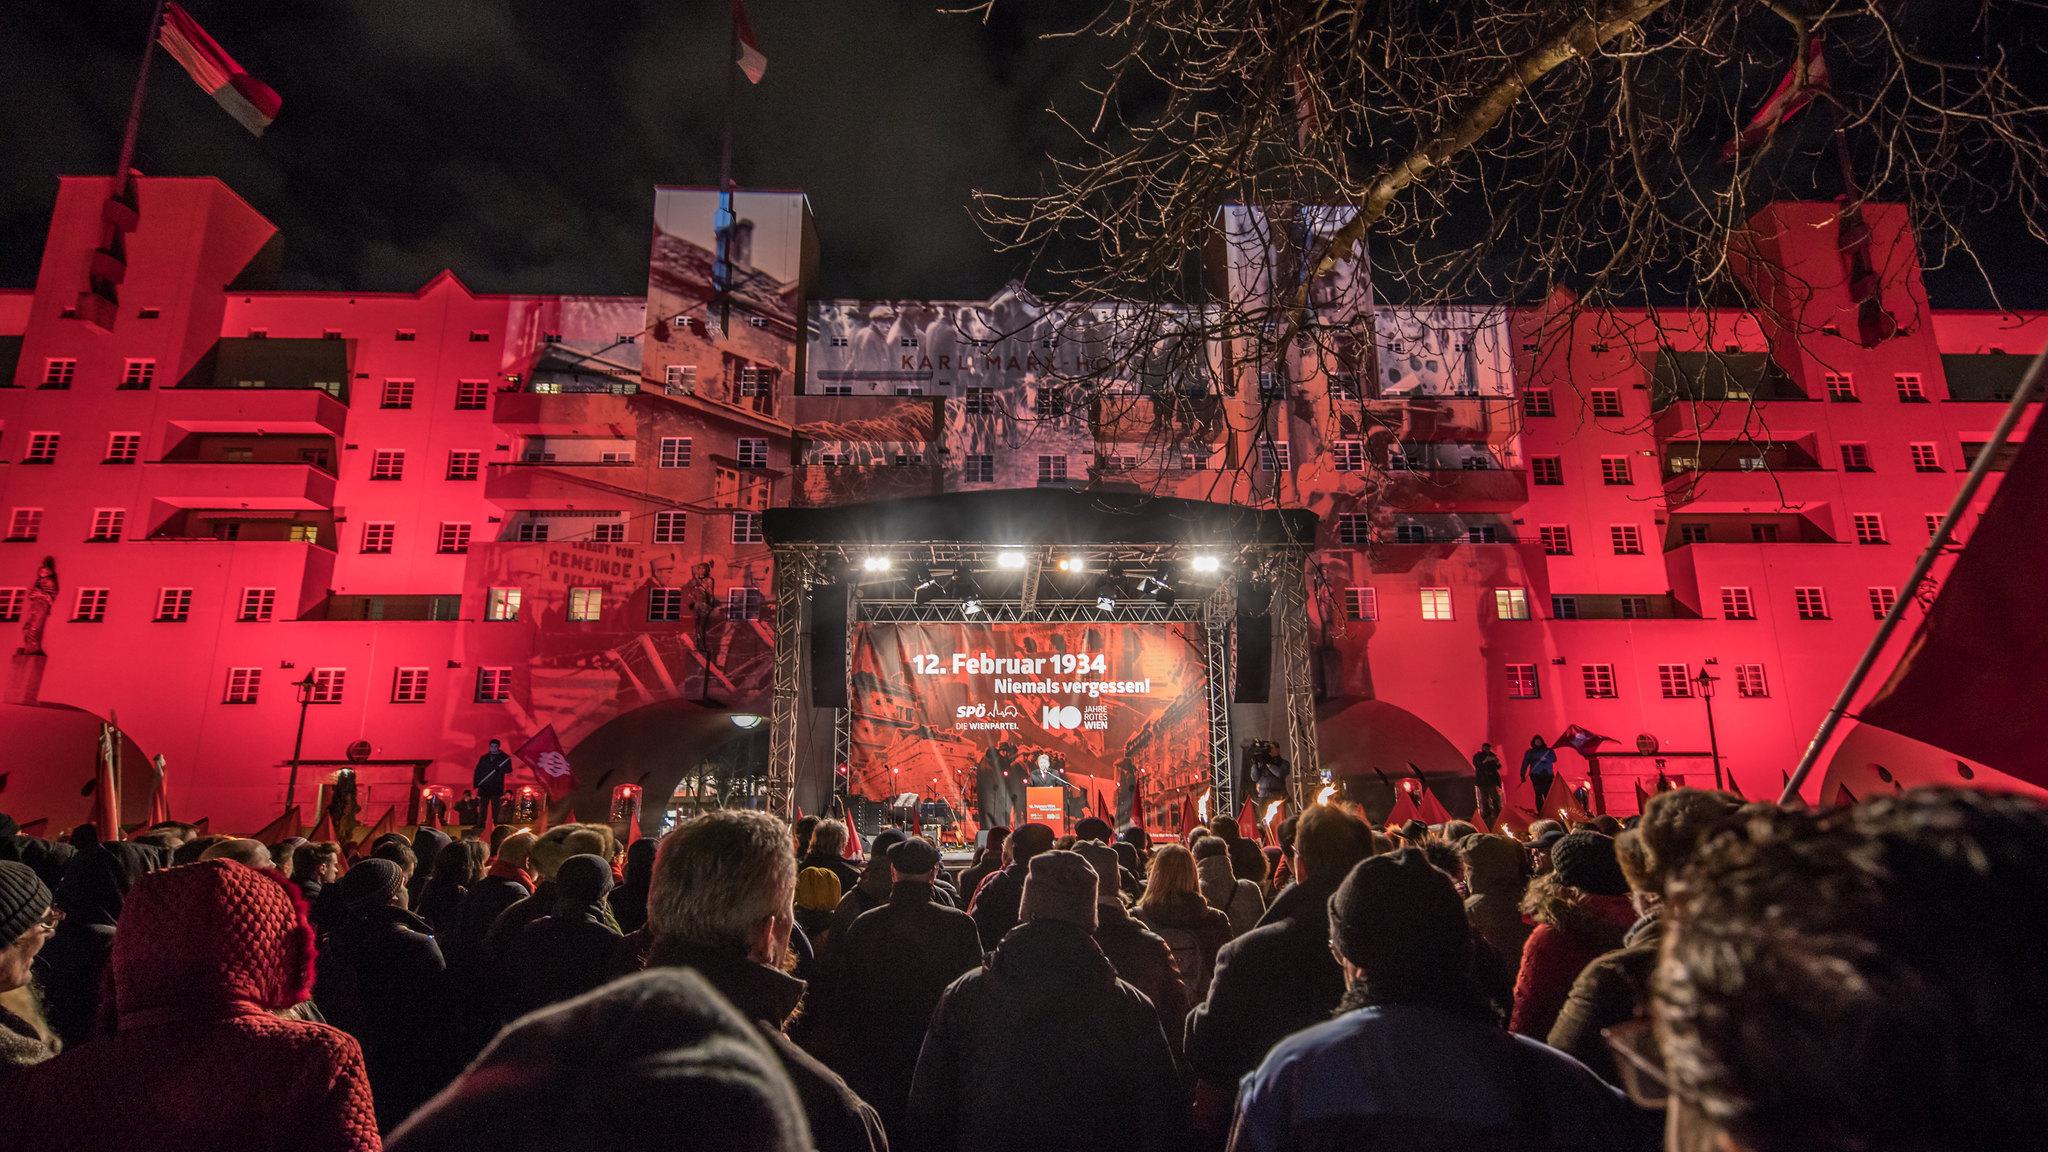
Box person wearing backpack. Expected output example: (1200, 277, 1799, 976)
(1133, 844, 1231, 1001)
(1192, 835, 1263, 937)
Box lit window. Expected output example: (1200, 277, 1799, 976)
(964, 455, 995, 483)
(660, 437, 694, 468)
(476, 667, 512, 703)
(737, 438, 769, 469)
(1590, 389, 1623, 417)
(7, 508, 41, 542)
(289, 523, 317, 543)
(361, 523, 396, 553)
(486, 587, 522, 621)
(1658, 664, 1693, 698)
(1333, 441, 1366, 472)
(1840, 442, 1871, 471)
(25, 433, 59, 464)
(1720, 587, 1754, 619)
(381, 379, 414, 409)
(105, 432, 141, 463)
(42, 358, 75, 388)
(568, 588, 603, 622)
(1795, 586, 1829, 620)
(1344, 587, 1378, 621)
(1539, 525, 1572, 555)
(1600, 456, 1632, 485)
(309, 668, 346, 704)
(87, 509, 124, 542)
(1852, 513, 1886, 545)
(155, 588, 192, 622)
(1736, 663, 1769, 698)
(1869, 586, 1898, 619)
(727, 587, 765, 620)
(239, 588, 276, 622)
(119, 359, 155, 390)
(224, 668, 261, 704)
(1582, 664, 1617, 698)
(370, 450, 405, 481)
(1494, 588, 1530, 620)
(455, 379, 490, 410)
(1531, 457, 1563, 485)
(73, 588, 109, 622)
(1506, 663, 1540, 699)
(438, 522, 472, 554)
(1037, 455, 1068, 483)
(392, 668, 429, 704)
(731, 512, 764, 544)
(1896, 373, 1926, 402)
(1420, 588, 1453, 621)
(1336, 513, 1370, 546)
(1824, 373, 1856, 401)
(1523, 388, 1555, 417)
(1909, 442, 1942, 472)
(648, 587, 685, 622)
(654, 511, 688, 544)
(447, 450, 482, 480)
(1610, 524, 1643, 555)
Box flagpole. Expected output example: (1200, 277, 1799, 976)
(114, 0, 169, 191)
(1782, 343, 2048, 802)
(713, 2, 740, 332)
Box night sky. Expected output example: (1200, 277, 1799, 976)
(0, 1, 2038, 307)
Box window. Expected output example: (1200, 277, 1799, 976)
(964, 387, 998, 415)
(224, 668, 261, 704)
(1736, 663, 1769, 698)
(1750, 523, 1780, 543)
(1590, 389, 1624, 417)
(1926, 513, 1945, 541)
(1552, 595, 1580, 619)
(1582, 664, 1617, 698)
(1539, 525, 1572, 555)
(1680, 523, 1710, 545)
(1420, 588, 1453, 621)
(1329, 373, 1362, 401)
(654, 510, 688, 544)
(659, 437, 693, 468)
(647, 587, 685, 622)
(1910, 442, 1941, 472)
(1531, 457, 1564, 485)
(239, 587, 276, 622)
(665, 364, 698, 392)
(42, 358, 75, 388)
(1506, 664, 1540, 699)
(591, 522, 624, 542)
(87, 509, 124, 542)
(361, 523, 396, 553)
(370, 450, 405, 481)
(1494, 588, 1531, 620)
(736, 364, 773, 398)
(514, 521, 550, 542)
(1344, 587, 1378, 621)
(25, 433, 58, 464)
(455, 379, 490, 410)
(568, 588, 603, 622)
(732, 511, 764, 544)
(1180, 450, 1210, 472)
(73, 588, 108, 622)
(1395, 523, 1431, 544)
(1610, 524, 1643, 554)
(1869, 586, 1899, 619)
(1840, 442, 1871, 471)
(1336, 513, 1370, 546)
(119, 359, 155, 390)
(486, 587, 522, 621)
(1387, 451, 1417, 472)
(1600, 456, 1633, 485)
(381, 379, 414, 409)
(1037, 455, 1068, 483)
(819, 384, 852, 397)
(1720, 587, 1755, 619)
(1620, 596, 1651, 619)
(1896, 373, 1927, 402)
(7, 509, 41, 542)
(392, 668, 429, 704)
(476, 667, 512, 703)
(1259, 442, 1292, 471)
(309, 668, 346, 704)
(727, 587, 765, 620)
(0, 589, 20, 622)
(1034, 386, 1065, 417)
(469, 330, 491, 343)
(105, 432, 141, 463)
(1824, 372, 1856, 401)
(447, 450, 481, 480)
(1467, 526, 1501, 544)
(1523, 388, 1555, 417)
(437, 522, 472, 554)
(964, 454, 994, 483)
(1658, 664, 1694, 698)
(155, 588, 192, 622)
(1333, 441, 1366, 472)
(1096, 453, 1136, 474)
(289, 523, 318, 543)
(736, 438, 769, 469)
(1852, 513, 1886, 544)
(1795, 586, 1829, 620)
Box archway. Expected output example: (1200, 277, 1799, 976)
(562, 699, 767, 831)
(1316, 698, 1471, 822)
(0, 702, 156, 831)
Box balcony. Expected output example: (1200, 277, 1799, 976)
(176, 337, 351, 402)
(493, 389, 639, 436)
(142, 461, 338, 509)
(1661, 440, 1828, 510)
(1649, 349, 1807, 410)
(485, 460, 645, 509)
(1379, 468, 1528, 513)
(1942, 354, 2037, 403)
(161, 386, 349, 436)
(790, 463, 943, 507)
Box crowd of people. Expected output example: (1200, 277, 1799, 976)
(0, 783, 2039, 1151)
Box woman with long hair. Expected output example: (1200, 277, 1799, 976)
(1133, 843, 1232, 999)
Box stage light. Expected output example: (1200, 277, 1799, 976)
(1096, 594, 1117, 612)
(730, 713, 764, 730)
(961, 597, 984, 616)
(996, 550, 1027, 569)
(1058, 555, 1085, 573)
(861, 555, 893, 572)
(1191, 554, 1222, 574)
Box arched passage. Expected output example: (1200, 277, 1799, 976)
(562, 699, 767, 829)
(1317, 698, 1471, 821)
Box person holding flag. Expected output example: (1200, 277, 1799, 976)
(472, 739, 512, 820)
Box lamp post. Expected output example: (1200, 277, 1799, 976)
(286, 672, 316, 816)
(1692, 667, 1724, 792)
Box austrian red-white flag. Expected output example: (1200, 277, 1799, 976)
(159, 3, 282, 136)
(515, 724, 578, 801)
(732, 0, 767, 84)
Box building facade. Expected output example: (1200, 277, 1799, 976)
(0, 175, 2038, 831)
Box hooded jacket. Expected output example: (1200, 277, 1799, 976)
(1461, 835, 1533, 965)
(1544, 909, 1664, 1085)
(35, 840, 151, 1046)
(1509, 892, 1637, 1039)
(6, 860, 379, 1152)
(1134, 889, 1233, 1001)
(906, 918, 1187, 1152)
(1196, 854, 1264, 938)
(507, 857, 621, 1017)
(316, 866, 452, 1133)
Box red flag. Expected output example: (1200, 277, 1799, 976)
(1093, 787, 1112, 827)
(146, 755, 171, 828)
(249, 806, 299, 844)
(1720, 34, 1827, 163)
(1634, 778, 1651, 816)
(1552, 725, 1615, 757)
(627, 804, 643, 846)
(94, 724, 123, 838)
(1385, 780, 1424, 829)
(480, 798, 495, 841)
(158, 3, 281, 136)
(515, 725, 577, 800)
(531, 797, 549, 836)
(1409, 764, 1453, 823)
(732, 0, 767, 84)
(354, 806, 396, 856)
(1235, 798, 1259, 841)
(1178, 792, 1198, 838)
(307, 809, 336, 844)
(1860, 402, 2048, 783)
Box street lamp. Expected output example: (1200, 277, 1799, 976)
(286, 672, 316, 816)
(1692, 666, 1724, 792)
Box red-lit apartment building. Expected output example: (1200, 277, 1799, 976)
(0, 174, 2039, 831)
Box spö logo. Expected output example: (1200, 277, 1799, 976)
(1040, 705, 1084, 730)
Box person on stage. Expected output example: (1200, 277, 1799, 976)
(1001, 740, 1030, 830)
(1520, 735, 1558, 813)
(473, 739, 512, 816)
(1471, 742, 1504, 828)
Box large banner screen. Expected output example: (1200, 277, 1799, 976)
(848, 622, 1209, 833)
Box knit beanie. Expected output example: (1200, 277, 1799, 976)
(554, 854, 615, 916)
(1327, 849, 1469, 980)
(338, 857, 405, 909)
(0, 859, 50, 943)
(794, 867, 842, 912)
(1072, 840, 1124, 907)
(1019, 850, 1099, 931)
(1550, 831, 1631, 896)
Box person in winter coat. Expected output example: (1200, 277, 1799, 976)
(1192, 836, 1263, 937)
(1073, 839, 1187, 1061)
(317, 857, 452, 1133)
(8, 859, 380, 1152)
(820, 829, 907, 954)
(481, 825, 610, 965)
(803, 836, 983, 1136)
(795, 866, 845, 943)
(292, 841, 347, 936)
(907, 850, 1187, 1152)
(1459, 832, 1532, 966)
(607, 838, 657, 934)
(1229, 850, 1640, 1152)
(414, 838, 482, 938)
(956, 827, 1008, 907)
(35, 840, 152, 1047)
(386, 968, 814, 1152)
(968, 823, 1054, 949)
(1133, 843, 1232, 1001)
(800, 819, 864, 895)
(1184, 805, 1374, 1143)
(0, 860, 60, 1068)
(1472, 742, 1506, 830)
(1520, 736, 1558, 814)
(1509, 831, 1637, 1040)
(445, 830, 534, 971)
(407, 829, 450, 910)
(645, 810, 886, 1152)
(1547, 788, 1740, 1083)
(507, 854, 622, 1017)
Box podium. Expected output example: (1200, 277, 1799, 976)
(1027, 786, 1066, 836)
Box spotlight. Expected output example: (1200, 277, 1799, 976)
(1057, 555, 1086, 573)
(961, 596, 985, 617)
(996, 550, 1027, 569)
(1191, 554, 1222, 574)
(1136, 574, 1172, 598)
(861, 555, 893, 572)
(730, 713, 764, 730)
(1096, 593, 1117, 612)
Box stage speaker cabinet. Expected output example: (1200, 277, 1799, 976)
(810, 581, 851, 709)
(1234, 586, 1273, 704)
